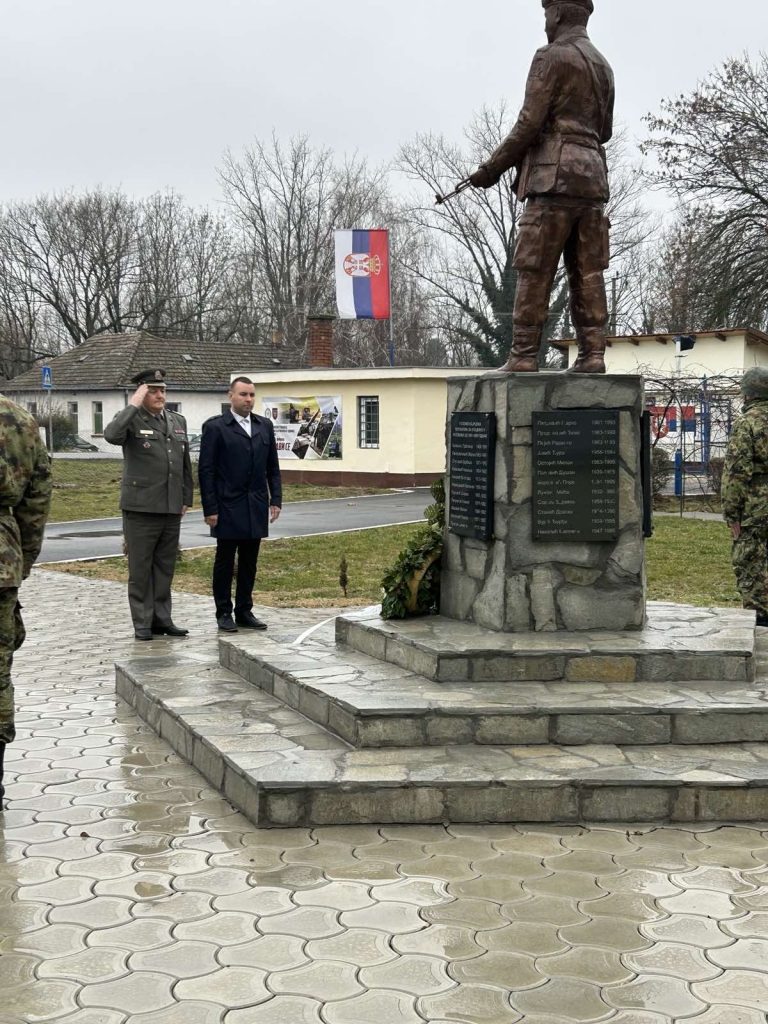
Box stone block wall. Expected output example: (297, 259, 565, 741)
(440, 373, 647, 632)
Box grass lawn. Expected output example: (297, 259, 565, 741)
(655, 494, 722, 514)
(46, 523, 421, 608)
(45, 517, 742, 610)
(49, 460, 391, 523)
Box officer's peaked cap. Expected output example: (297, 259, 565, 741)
(741, 367, 768, 399)
(131, 368, 167, 386)
(542, 0, 594, 12)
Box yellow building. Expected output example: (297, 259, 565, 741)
(563, 328, 768, 376)
(236, 366, 485, 486)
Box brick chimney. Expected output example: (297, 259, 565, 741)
(306, 313, 335, 368)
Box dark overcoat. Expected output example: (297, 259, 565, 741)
(198, 411, 282, 540)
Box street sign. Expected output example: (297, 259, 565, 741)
(41, 366, 53, 390)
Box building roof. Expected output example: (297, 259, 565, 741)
(1, 332, 300, 392)
(557, 328, 768, 348)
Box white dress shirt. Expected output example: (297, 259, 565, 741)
(233, 411, 252, 437)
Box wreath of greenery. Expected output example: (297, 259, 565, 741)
(381, 478, 445, 620)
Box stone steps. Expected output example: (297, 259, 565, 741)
(116, 650, 768, 827)
(337, 604, 756, 684)
(219, 628, 768, 749)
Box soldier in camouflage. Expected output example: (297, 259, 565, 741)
(722, 367, 768, 627)
(0, 392, 52, 806)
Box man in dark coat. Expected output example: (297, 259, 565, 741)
(469, 0, 615, 374)
(198, 377, 282, 632)
(104, 369, 194, 641)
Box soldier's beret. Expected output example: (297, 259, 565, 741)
(131, 368, 167, 387)
(741, 367, 768, 399)
(542, 0, 594, 11)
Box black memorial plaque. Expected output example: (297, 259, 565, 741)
(533, 410, 620, 542)
(448, 412, 496, 541)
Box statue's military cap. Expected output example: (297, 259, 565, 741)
(542, 0, 594, 10)
(131, 368, 167, 387)
(740, 367, 768, 399)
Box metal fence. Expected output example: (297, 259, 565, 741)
(644, 374, 743, 506)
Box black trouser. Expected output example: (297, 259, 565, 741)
(212, 539, 261, 617)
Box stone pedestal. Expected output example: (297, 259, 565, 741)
(441, 373, 646, 633)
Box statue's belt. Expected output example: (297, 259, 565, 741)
(541, 132, 601, 150)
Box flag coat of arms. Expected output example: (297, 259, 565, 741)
(334, 229, 391, 320)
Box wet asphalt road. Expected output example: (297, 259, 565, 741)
(37, 488, 430, 564)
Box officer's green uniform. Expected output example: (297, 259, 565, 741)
(0, 393, 52, 801)
(104, 375, 193, 634)
(722, 369, 768, 623)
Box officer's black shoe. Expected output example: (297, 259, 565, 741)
(235, 611, 268, 630)
(217, 614, 238, 632)
(757, 614, 768, 628)
(152, 622, 189, 637)
(0, 740, 6, 810)
(134, 628, 154, 641)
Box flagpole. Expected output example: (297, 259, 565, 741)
(387, 229, 395, 367)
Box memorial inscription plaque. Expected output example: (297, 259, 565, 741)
(448, 412, 496, 541)
(533, 410, 619, 543)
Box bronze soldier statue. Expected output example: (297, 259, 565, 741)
(470, 0, 615, 373)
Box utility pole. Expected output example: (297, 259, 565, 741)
(609, 274, 619, 336)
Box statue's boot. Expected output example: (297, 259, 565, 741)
(569, 327, 607, 374)
(500, 326, 541, 373)
(0, 741, 5, 809)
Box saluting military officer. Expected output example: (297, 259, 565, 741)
(0, 392, 52, 806)
(469, 0, 615, 374)
(722, 368, 768, 627)
(104, 369, 193, 640)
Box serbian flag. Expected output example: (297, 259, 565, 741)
(334, 229, 391, 320)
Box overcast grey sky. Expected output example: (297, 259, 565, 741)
(1, 0, 765, 207)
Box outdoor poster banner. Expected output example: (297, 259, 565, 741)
(262, 396, 342, 461)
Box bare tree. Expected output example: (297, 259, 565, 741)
(642, 52, 768, 330)
(0, 189, 137, 347)
(220, 135, 389, 357)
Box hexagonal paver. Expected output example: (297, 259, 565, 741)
(421, 984, 521, 1024)
(360, 955, 453, 995)
(37, 947, 129, 983)
(79, 972, 175, 1014)
(219, 934, 308, 972)
(305, 929, 395, 967)
(270, 960, 363, 1001)
(224, 996, 323, 1023)
(126, 1003, 224, 1024)
(510, 978, 610, 1022)
(325, 990, 423, 1024)
(448, 950, 542, 990)
(128, 940, 219, 978)
(693, 971, 768, 1013)
(604, 975, 708, 1018)
(174, 966, 270, 1008)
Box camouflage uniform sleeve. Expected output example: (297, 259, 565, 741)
(721, 416, 754, 525)
(16, 432, 52, 577)
(485, 48, 558, 179)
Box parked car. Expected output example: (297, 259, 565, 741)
(187, 433, 202, 459)
(57, 435, 99, 452)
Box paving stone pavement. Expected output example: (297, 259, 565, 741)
(3, 571, 768, 1022)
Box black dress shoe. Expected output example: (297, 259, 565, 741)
(217, 614, 238, 632)
(757, 614, 768, 628)
(134, 628, 154, 641)
(152, 622, 189, 637)
(235, 611, 268, 630)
